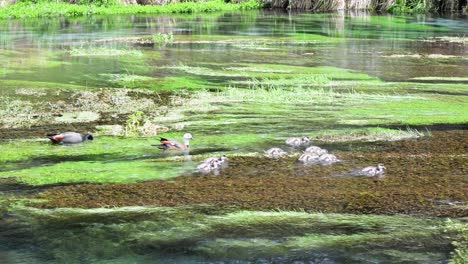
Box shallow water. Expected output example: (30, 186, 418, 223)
(0, 9, 467, 264)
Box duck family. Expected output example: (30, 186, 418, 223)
(46, 131, 386, 179)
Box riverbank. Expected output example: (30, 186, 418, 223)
(0, 0, 261, 19)
(1, 0, 467, 20)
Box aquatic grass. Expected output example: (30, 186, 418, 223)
(345, 95, 468, 125)
(410, 77, 468, 81)
(161, 64, 381, 83)
(4, 206, 460, 263)
(152, 33, 174, 46)
(69, 47, 143, 57)
(310, 127, 427, 142)
(0, 0, 262, 19)
(0, 160, 190, 185)
(445, 219, 468, 264)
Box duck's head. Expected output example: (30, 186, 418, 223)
(377, 164, 386, 171)
(183, 133, 193, 140)
(84, 133, 94, 141)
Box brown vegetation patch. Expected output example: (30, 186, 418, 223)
(34, 130, 468, 217)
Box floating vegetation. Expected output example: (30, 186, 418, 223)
(69, 47, 144, 57)
(423, 36, 467, 44)
(310, 127, 428, 142)
(124, 111, 167, 137)
(152, 33, 174, 46)
(411, 77, 468, 81)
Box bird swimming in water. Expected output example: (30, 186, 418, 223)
(203, 155, 229, 168)
(304, 146, 328, 156)
(356, 164, 386, 177)
(47, 132, 93, 144)
(318, 153, 340, 164)
(265, 148, 288, 159)
(298, 153, 320, 164)
(286, 136, 310, 148)
(154, 133, 193, 152)
(197, 159, 220, 174)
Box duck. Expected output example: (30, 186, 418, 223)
(357, 164, 386, 177)
(318, 153, 340, 163)
(265, 148, 288, 159)
(286, 136, 310, 148)
(197, 159, 220, 174)
(204, 155, 229, 168)
(304, 146, 328, 156)
(47, 132, 93, 144)
(298, 153, 320, 164)
(154, 133, 193, 152)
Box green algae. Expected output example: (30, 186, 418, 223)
(119, 76, 213, 91)
(1, 206, 462, 263)
(0, 132, 274, 185)
(69, 47, 144, 57)
(1, 160, 190, 185)
(345, 95, 468, 125)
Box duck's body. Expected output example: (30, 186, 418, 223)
(155, 133, 193, 152)
(298, 153, 320, 163)
(47, 132, 93, 144)
(318, 153, 340, 163)
(286, 136, 310, 148)
(358, 164, 386, 177)
(197, 160, 219, 174)
(265, 148, 288, 159)
(304, 146, 328, 156)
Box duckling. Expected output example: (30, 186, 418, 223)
(197, 159, 220, 174)
(47, 132, 93, 144)
(298, 153, 320, 164)
(286, 136, 310, 148)
(304, 146, 328, 156)
(358, 164, 386, 177)
(204, 155, 229, 168)
(265, 148, 288, 159)
(318, 153, 340, 163)
(154, 133, 193, 152)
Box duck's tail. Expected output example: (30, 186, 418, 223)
(46, 133, 58, 139)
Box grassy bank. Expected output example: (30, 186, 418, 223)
(0, 0, 261, 19)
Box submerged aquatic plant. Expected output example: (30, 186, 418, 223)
(1, 206, 463, 263)
(69, 47, 143, 57)
(152, 33, 174, 46)
(124, 111, 165, 137)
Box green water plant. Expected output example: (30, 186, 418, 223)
(2, 206, 463, 263)
(152, 33, 174, 46)
(0, 0, 262, 19)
